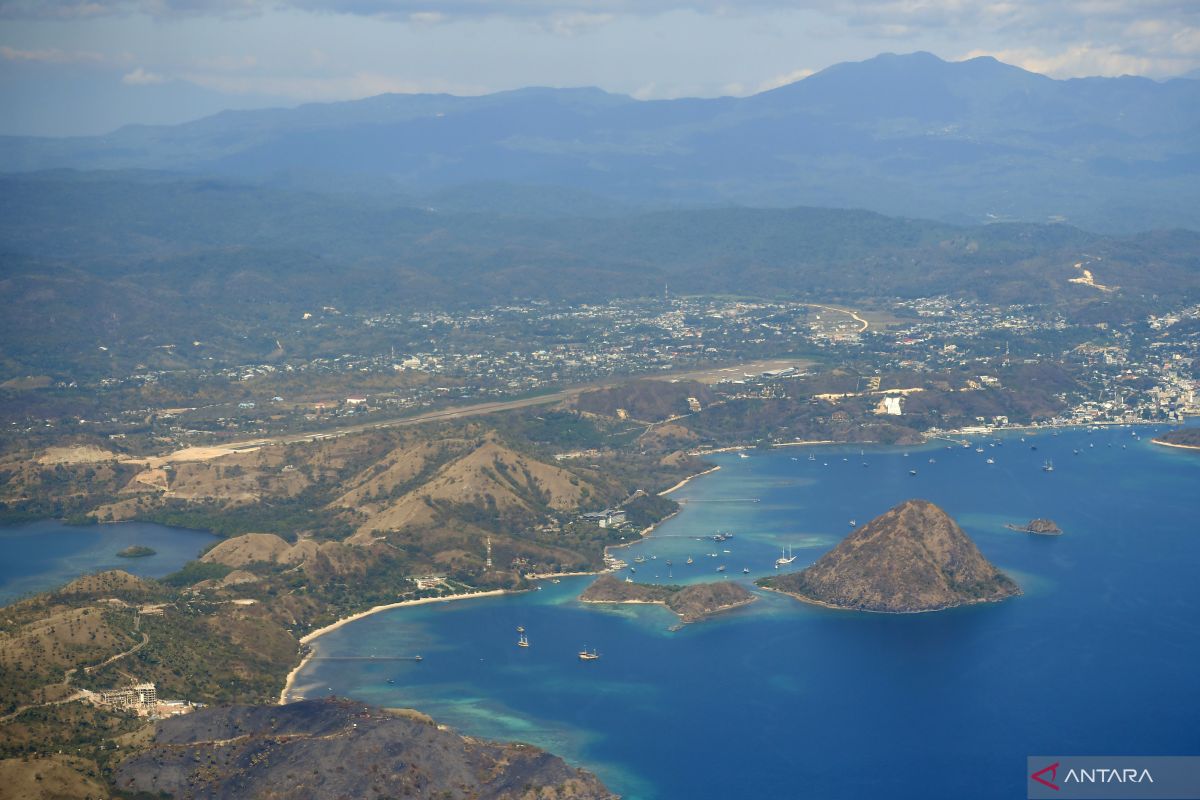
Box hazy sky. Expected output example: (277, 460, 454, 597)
(2, 0, 1198, 136)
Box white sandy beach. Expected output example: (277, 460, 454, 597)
(279, 588, 509, 704)
(658, 465, 721, 496)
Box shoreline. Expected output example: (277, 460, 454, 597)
(579, 593, 758, 626)
(1151, 438, 1200, 452)
(279, 588, 510, 704)
(658, 466, 721, 496)
(278, 457, 736, 706)
(522, 570, 599, 580)
(756, 582, 1020, 615)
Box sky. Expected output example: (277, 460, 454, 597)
(1, 1, 1199, 137)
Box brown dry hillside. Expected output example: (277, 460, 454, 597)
(348, 433, 599, 536)
(760, 499, 1020, 612)
(0, 755, 111, 800)
(330, 438, 472, 512)
(201, 532, 307, 567)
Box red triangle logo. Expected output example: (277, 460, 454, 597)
(1032, 762, 1060, 791)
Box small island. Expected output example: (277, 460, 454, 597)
(758, 499, 1020, 613)
(1153, 428, 1200, 451)
(116, 545, 157, 558)
(580, 574, 756, 624)
(1005, 519, 1062, 536)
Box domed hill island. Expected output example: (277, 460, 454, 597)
(758, 499, 1020, 613)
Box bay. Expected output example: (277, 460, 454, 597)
(292, 424, 1200, 799)
(0, 519, 216, 605)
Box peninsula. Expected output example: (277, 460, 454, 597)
(758, 499, 1020, 613)
(580, 574, 756, 624)
(1005, 519, 1063, 536)
(1153, 429, 1200, 451)
(115, 697, 615, 799)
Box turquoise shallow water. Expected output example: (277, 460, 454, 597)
(293, 425, 1200, 799)
(0, 520, 216, 604)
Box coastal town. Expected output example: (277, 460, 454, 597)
(7, 293, 1196, 458)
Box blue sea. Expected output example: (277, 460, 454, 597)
(0, 519, 216, 605)
(292, 425, 1200, 799)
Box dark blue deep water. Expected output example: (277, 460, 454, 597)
(293, 425, 1200, 799)
(0, 520, 216, 604)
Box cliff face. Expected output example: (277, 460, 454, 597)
(115, 698, 615, 800)
(760, 499, 1020, 613)
(580, 574, 756, 623)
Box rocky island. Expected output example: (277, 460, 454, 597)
(115, 545, 156, 558)
(580, 574, 756, 624)
(1005, 519, 1063, 535)
(115, 697, 615, 800)
(758, 499, 1020, 613)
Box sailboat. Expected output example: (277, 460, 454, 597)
(517, 634, 529, 648)
(578, 648, 600, 661)
(775, 546, 796, 568)
(1042, 460, 1055, 472)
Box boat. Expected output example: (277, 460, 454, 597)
(414, 655, 423, 662)
(629, 567, 636, 574)
(775, 546, 796, 568)
(975, 448, 984, 453)
(686, 557, 694, 565)
(849, 519, 856, 527)
(624, 576, 634, 583)
(517, 634, 529, 648)
(909, 469, 918, 476)
(986, 458, 995, 465)
(517, 626, 525, 633)
(808, 453, 816, 461)
(551, 578, 560, 584)
(1042, 460, 1054, 472)
(742, 568, 750, 574)
(634, 555, 646, 563)
(738, 452, 750, 459)
(716, 565, 726, 573)
(387, 678, 395, 684)
(579, 648, 600, 661)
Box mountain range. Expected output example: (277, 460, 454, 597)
(3, 52, 1199, 232)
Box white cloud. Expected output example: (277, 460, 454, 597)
(756, 67, 815, 92)
(540, 11, 614, 36)
(122, 65, 167, 84)
(408, 10, 445, 24)
(963, 43, 1193, 78)
(1, 44, 109, 63)
(192, 53, 257, 71)
(179, 69, 488, 100)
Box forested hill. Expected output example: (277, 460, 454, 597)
(2, 170, 1198, 379)
(2, 52, 1199, 232)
